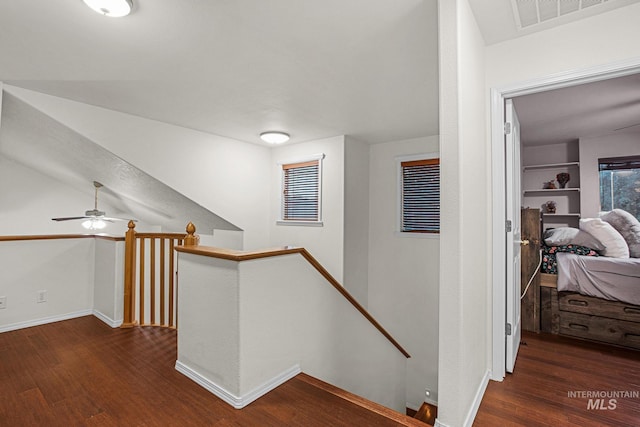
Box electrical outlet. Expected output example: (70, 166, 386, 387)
(0, 296, 6, 309)
(37, 290, 47, 303)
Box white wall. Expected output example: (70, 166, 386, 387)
(93, 238, 125, 327)
(438, 1, 489, 426)
(0, 238, 95, 331)
(269, 136, 345, 282)
(343, 136, 370, 306)
(579, 130, 640, 218)
(367, 136, 439, 409)
(3, 86, 272, 250)
(176, 250, 407, 411)
(486, 5, 640, 88)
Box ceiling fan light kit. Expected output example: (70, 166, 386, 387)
(52, 181, 135, 229)
(82, 218, 107, 230)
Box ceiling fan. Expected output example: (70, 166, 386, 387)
(52, 181, 135, 230)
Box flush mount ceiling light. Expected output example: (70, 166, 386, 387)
(260, 131, 290, 144)
(83, 0, 133, 17)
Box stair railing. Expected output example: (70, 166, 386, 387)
(122, 221, 199, 328)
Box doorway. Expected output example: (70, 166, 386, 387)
(490, 59, 640, 381)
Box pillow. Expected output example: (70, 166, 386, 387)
(543, 227, 606, 251)
(579, 218, 629, 258)
(600, 209, 640, 258)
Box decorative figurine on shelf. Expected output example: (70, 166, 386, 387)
(556, 172, 570, 189)
(544, 201, 557, 214)
(543, 180, 556, 189)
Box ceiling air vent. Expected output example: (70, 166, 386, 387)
(511, 0, 612, 29)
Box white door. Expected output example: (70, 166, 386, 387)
(505, 99, 522, 373)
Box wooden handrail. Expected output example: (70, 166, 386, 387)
(174, 244, 411, 359)
(0, 234, 125, 242)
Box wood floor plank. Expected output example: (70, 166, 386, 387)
(475, 331, 640, 426)
(0, 316, 421, 426)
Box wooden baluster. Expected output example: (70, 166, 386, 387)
(169, 238, 175, 328)
(160, 238, 166, 327)
(183, 222, 199, 246)
(175, 238, 183, 329)
(139, 238, 145, 326)
(150, 237, 156, 325)
(122, 221, 137, 328)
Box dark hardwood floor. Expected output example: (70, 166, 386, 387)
(474, 331, 640, 426)
(0, 315, 423, 426)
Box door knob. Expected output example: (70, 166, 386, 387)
(520, 240, 530, 246)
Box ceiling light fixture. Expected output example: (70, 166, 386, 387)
(83, 0, 133, 17)
(260, 131, 290, 144)
(82, 218, 107, 230)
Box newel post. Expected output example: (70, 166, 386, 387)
(122, 220, 137, 328)
(183, 222, 200, 246)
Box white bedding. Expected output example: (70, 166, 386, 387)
(556, 253, 640, 306)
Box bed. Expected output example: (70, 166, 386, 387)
(521, 208, 640, 350)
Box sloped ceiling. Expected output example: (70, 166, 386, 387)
(0, 91, 240, 233)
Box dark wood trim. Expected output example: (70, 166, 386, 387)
(297, 373, 426, 427)
(0, 234, 124, 242)
(401, 158, 439, 167)
(175, 244, 411, 358)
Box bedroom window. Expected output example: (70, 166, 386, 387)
(278, 154, 324, 226)
(599, 155, 640, 221)
(400, 156, 440, 234)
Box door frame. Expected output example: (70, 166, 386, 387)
(490, 58, 640, 381)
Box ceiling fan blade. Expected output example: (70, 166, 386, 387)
(52, 216, 91, 221)
(102, 217, 137, 222)
(52, 181, 137, 225)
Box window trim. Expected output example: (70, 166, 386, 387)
(277, 153, 325, 226)
(396, 152, 440, 238)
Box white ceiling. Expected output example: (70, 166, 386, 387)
(512, 72, 640, 146)
(2, 0, 638, 149)
(0, 0, 438, 145)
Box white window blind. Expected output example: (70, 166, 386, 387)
(401, 158, 440, 233)
(282, 160, 320, 221)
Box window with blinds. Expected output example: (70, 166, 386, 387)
(599, 155, 640, 220)
(401, 158, 440, 233)
(282, 160, 321, 222)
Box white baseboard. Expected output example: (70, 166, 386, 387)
(92, 309, 122, 328)
(0, 309, 93, 333)
(175, 361, 301, 409)
(463, 368, 490, 427)
(434, 368, 490, 427)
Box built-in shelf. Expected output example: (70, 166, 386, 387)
(522, 162, 580, 171)
(542, 213, 581, 217)
(523, 188, 580, 195)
